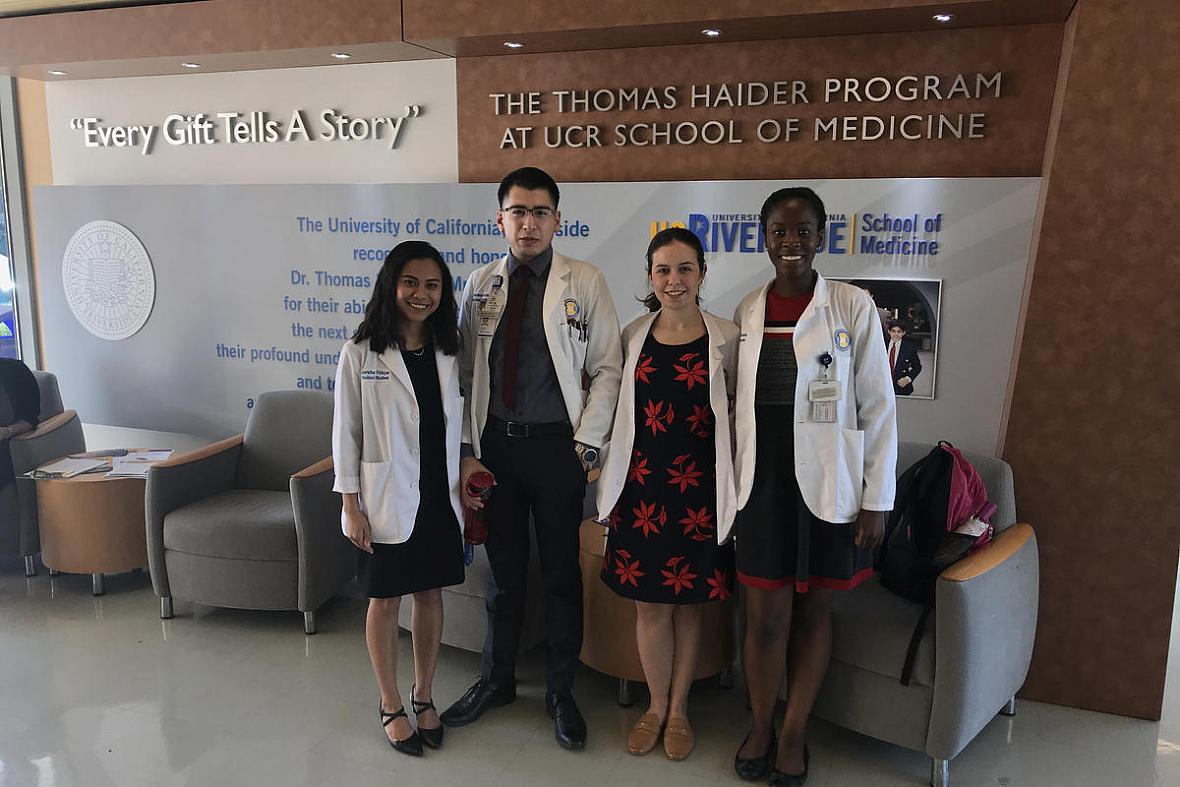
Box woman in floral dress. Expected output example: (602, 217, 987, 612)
(595, 227, 739, 762)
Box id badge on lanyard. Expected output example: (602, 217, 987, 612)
(808, 351, 841, 423)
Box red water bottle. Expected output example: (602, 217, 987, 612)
(463, 471, 496, 546)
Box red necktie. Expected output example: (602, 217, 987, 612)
(500, 267, 531, 411)
(889, 343, 897, 373)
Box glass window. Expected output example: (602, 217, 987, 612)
(0, 134, 19, 359)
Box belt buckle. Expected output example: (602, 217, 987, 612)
(505, 420, 530, 438)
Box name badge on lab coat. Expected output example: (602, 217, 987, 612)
(809, 351, 840, 423)
(477, 289, 505, 337)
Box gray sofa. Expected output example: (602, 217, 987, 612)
(146, 391, 353, 633)
(2, 370, 86, 576)
(812, 441, 1039, 787)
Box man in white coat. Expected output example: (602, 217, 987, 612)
(440, 167, 622, 750)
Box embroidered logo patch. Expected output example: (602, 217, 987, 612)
(834, 328, 852, 351)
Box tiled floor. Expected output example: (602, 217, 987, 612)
(1, 560, 1177, 787)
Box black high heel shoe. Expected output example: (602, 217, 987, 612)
(410, 683, 444, 749)
(379, 702, 423, 757)
(734, 732, 776, 781)
(769, 744, 810, 787)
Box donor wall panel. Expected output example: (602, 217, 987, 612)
(33, 177, 1037, 454)
(456, 24, 1061, 183)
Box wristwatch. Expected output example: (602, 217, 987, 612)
(575, 443, 599, 467)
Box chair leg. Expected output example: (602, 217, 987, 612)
(160, 596, 174, 619)
(303, 611, 317, 635)
(930, 757, 949, 787)
(719, 666, 735, 689)
(1000, 696, 1017, 717)
(91, 573, 105, 596)
(23, 556, 36, 577)
(617, 678, 634, 707)
(49, 569, 61, 577)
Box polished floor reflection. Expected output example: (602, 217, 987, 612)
(1, 559, 1177, 787)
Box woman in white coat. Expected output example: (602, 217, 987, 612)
(731, 188, 897, 786)
(596, 227, 739, 761)
(333, 240, 465, 758)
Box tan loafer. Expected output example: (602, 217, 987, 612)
(627, 713, 664, 755)
(663, 717, 695, 761)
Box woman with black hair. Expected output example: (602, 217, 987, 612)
(332, 240, 464, 758)
(595, 227, 739, 761)
(731, 188, 897, 786)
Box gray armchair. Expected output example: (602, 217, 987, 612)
(146, 391, 352, 633)
(3, 370, 86, 576)
(812, 442, 1039, 787)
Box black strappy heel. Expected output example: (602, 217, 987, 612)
(379, 701, 423, 757)
(410, 683, 444, 749)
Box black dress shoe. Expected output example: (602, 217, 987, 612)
(734, 732, 776, 781)
(769, 744, 810, 787)
(439, 677, 516, 727)
(546, 691, 587, 750)
(378, 702, 423, 757)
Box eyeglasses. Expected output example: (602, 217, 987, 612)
(499, 205, 557, 220)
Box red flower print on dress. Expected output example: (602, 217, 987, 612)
(635, 354, 657, 385)
(679, 506, 715, 542)
(686, 404, 713, 439)
(627, 451, 651, 486)
(661, 556, 698, 595)
(706, 569, 731, 600)
(666, 454, 704, 493)
(613, 548, 645, 588)
(643, 399, 675, 436)
(607, 507, 623, 533)
(631, 500, 667, 538)
(673, 352, 708, 390)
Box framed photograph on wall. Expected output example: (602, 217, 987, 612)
(830, 277, 942, 400)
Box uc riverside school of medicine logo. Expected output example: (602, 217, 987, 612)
(62, 221, 155, 341)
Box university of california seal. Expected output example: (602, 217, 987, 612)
(62, 221, 155, 341)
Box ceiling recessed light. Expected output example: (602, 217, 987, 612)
(330, 52, 352, 60)
(932, 13, 954, 23)
(504, 41, 524, 49)
(702, 29, 722, 38)
(182, 62, 201, 69)
(48, 70, 67, 76)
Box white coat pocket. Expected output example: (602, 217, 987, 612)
(837, 427, 865, 518)
(358, 460, 406, 544)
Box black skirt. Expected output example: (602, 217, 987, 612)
(358, 505, 464, 598)
(733, 405, 873, 593)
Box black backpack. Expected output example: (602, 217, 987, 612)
(878, 442, 992, 684)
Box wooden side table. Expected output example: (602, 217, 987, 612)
(36, 474, 148, 595)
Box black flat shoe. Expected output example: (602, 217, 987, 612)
(411, 683, 444, 750)
(439, 677, 516, 727)
(734, 732, 776, 781)
(379, 702, 423, 757)
(769, 744, 810, 787)
(546, 691, 587, 750)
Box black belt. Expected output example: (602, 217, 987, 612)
(487, 415, 573, 439)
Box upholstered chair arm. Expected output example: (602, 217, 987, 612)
(10, 409, 86, 474)
(145, 435, 243, 598)
(290, 456, 352, 612)
(926, 524, 1039, 761)
(9, 409, 86, 558)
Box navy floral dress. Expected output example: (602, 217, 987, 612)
(601, 333, 734, 604)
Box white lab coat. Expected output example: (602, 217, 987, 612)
(596, 309, 742, 542)
(458, 251, 623, 456)
(733, 273, 897, 524)
(332, 339, 463, 544)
